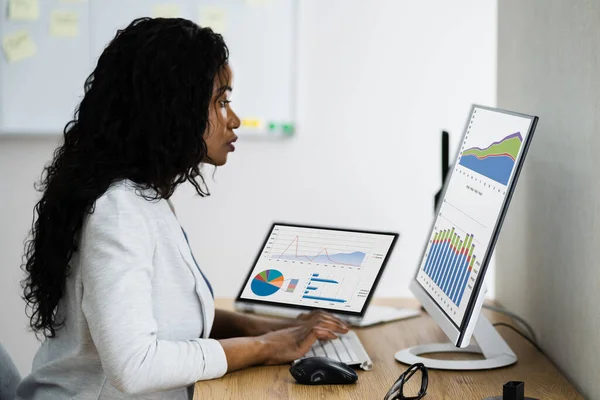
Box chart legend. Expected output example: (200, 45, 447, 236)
(286, 279, 299, 293)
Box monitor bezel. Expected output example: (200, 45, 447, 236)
(411, 104, 538, 345)
(235, 222, 399, 317)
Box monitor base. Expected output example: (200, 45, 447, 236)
(394, 314, 517, 370)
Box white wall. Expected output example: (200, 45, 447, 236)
(0, 0, 497, 376)
(496, 1, 600, 398)
(173, 0, 498, 298)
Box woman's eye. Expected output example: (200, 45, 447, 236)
(219, 100, 231, 108)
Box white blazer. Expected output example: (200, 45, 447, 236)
(17, 180, 227, 400)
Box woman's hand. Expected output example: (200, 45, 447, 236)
(219, 310, 350, 372)
(294, 309, 350, 329)
(259, 310, 350, 365)
(212, 309, 350, 339)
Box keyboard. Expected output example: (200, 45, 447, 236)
(297, 330, 373, 370)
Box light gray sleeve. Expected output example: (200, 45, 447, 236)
(0, 343, 21, 400)
(80, 188, 227, 395)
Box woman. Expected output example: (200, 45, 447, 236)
(17, 17, 348, 399)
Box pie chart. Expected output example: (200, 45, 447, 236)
(251, 269, 284, 296)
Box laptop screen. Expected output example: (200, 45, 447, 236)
(237, 224, 398, 315)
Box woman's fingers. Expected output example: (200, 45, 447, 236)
(300, 310, 351, 332)
(311, 326, 338, 341)
(296, 326, 336, 351)
(308, 312, 349, 332)
(315, 314, 350, 332)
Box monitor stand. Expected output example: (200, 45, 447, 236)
(394, 313, 517, 370)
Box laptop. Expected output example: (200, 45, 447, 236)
(234, 223, 419, 370)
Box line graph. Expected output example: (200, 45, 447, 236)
(459, 132, 522, 185)
(270, 235, 367, 267)
(462, 132, 522, 160)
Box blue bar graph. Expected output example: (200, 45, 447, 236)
(424, 231, 443, 274)
(310, 278, 338, 284)
(456, 255, 475, 305)
(423, 230, 476, 306)
(429, 238, 444, 282)
(442, 239, 463, 294)
(433, 231, 452, 284)
(427, 230, 446, 279)
(439, 241, 456, 293)
(302, 273, 345, 303)
(449, 246, 469, 302)
(302, 295, 346, 303)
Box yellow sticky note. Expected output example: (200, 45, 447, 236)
(8, 0, 40, 21)
(2, 30, 37, 63)
(50, 11, 79, 38)
(199, 6, 228, 34)
(241, 119, 264, 129)
(152, 4, 181, 18)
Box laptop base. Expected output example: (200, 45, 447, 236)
(234, 303, 420, 327)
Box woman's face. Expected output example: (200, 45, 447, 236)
(204, 65, 240, 166)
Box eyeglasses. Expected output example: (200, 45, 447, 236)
(384, 362, 428, 400)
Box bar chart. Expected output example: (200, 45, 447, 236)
(301, 273, 346, 303)
(423, 229, 476, 305)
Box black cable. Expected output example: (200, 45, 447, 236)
(493, 322, 545, 355)
(483, 304, 538, 343)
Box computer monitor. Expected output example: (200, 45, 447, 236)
(396, 105, 538, 370)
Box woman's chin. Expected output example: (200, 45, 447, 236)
(202, 153, 229, 166)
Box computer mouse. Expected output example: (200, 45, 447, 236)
(289, 357, 358, 385)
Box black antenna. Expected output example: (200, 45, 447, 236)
(434, 130, 450, 211)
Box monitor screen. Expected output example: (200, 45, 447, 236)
(239, 224, 397, 314)
(416, 106, 535, 328)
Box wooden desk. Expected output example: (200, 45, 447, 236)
(194, 298, 582, 400)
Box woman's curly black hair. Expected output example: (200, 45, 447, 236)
(22, 17, 229, 338)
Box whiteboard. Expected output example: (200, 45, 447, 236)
(0, 0, 91, 135)
(0, 0, 297, 137)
